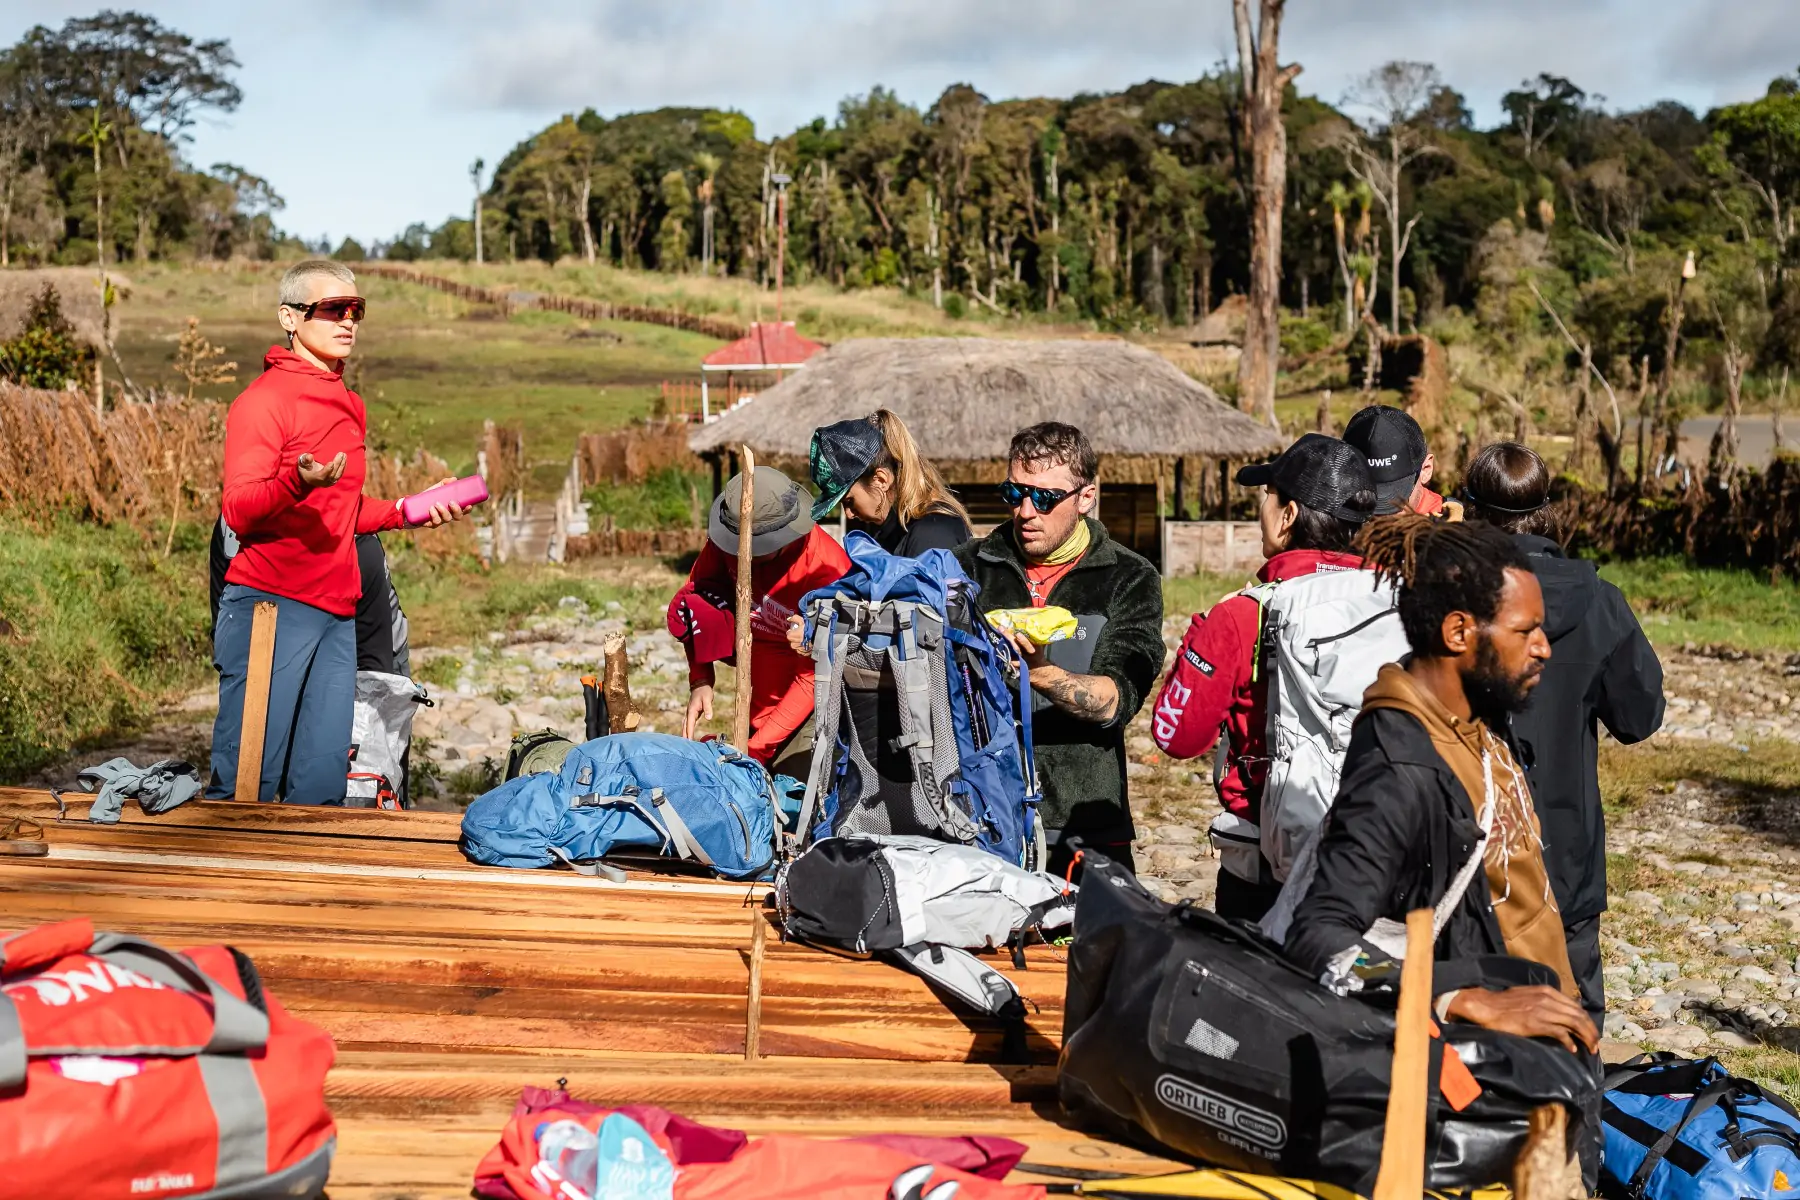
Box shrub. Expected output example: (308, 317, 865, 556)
(0, 284, 93, 389)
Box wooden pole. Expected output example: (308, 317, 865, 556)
(234, 601, 280, 804)
(744, 906, 767, 1061)
(731, 446, 756, 752)
(1371, 908, 1434, 1200)
(601, 632, 641, 733)
(1513, 1103, 1579, 1199)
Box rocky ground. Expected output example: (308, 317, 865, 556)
(24, 583, 1800, 1082)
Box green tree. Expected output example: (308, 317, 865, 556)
(656, 168, 692, 270)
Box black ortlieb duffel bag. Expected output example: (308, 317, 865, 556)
(1059, 848, 1599, 1194)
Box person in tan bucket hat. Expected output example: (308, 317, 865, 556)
(668, 466, 849, 775)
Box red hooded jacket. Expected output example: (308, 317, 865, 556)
(221, 346, 403, 616)
(1151, 548, 1365, 822)
(676, 527, 850, 765)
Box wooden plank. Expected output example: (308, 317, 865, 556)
(0, 787, 464, 843)
(35, 843, 762, 897)
(0, 784, 1164, 1195)
(1372, 909, 1433, 1200)
(234, 600, 279, 804)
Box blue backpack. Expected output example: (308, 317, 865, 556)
(1602, 1053, 1800, 1200)
(460, 732, 779, 880)
(795, 532, 1042, 868)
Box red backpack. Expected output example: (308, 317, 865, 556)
(0, 918, 337, 1200)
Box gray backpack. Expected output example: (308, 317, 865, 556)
(775, 834, 1074, 1057)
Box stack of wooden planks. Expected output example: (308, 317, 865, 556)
(0, 787, 1179, 1198)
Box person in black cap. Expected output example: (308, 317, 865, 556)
(668, 465, 850, 775)
(1461, 442, 1664, 1033)
(808, 409, 972, 557)
(1151, 433, 1381, 920)
(1343, 404, 1453, 518)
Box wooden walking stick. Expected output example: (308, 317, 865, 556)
(233, 601, 280, 804)
(1371, 908, 1434, 1200)
(731, 446, 756, 753)
(744, 905, 767, 1061)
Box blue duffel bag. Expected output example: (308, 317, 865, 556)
(1601, 1053, 1800, 1199)
(460, 732, 779, 880)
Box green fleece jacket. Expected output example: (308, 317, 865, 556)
(954, 518, 1166, 844)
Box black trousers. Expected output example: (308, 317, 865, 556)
(1563, 912, 1606, 1032)
(1214, 868, 1284, 923)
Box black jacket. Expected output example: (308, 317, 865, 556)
(861, 507, 970, 558)
(1513, 535, 1664, 922)
(954, 518, 1165, 844)
(1285, 707, 1513, 987)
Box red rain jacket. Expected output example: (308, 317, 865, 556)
(221, 346, 403, 616)
(676, 527, 850, 764)
(1150, 548, 1365, 823)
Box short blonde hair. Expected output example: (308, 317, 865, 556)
(279, 259, 356, 307)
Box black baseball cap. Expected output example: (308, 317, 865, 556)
(809, 416, 885, 522)
(1235, 433, 1375, 523)
(1342, 405, 1429, 515)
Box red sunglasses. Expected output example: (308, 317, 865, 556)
(285, 295, 366, 323)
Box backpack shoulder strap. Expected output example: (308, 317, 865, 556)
(884, 942, 1031, 1063)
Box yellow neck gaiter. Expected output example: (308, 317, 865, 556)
(1032, 517, 1091, 566)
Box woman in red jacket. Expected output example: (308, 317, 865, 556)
(1150, 435, 1376, 920)
(668, 466, 850, 776)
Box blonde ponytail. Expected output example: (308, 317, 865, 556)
(870, 409, 969, 528)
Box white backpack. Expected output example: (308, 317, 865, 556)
(346, 671, 431, 808)
(1241, 567, 1408, 882)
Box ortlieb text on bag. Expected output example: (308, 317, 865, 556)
(1058, 850, 1598, 1195)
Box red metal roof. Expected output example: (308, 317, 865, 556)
(701, 322, 824, 369)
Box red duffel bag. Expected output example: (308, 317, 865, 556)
(0, 918, 337, 1200)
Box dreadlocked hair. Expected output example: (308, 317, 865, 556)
(1355, 513, 1534, 657)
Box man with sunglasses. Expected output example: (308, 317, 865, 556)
(954, 422, 1166, 878)
(208, 259, 466, 806)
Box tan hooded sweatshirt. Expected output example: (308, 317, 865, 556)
(1362, 663, 1578, 998)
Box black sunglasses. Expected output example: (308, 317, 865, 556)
(997, 480, 1076, 511)
(285, 295, 366, 323)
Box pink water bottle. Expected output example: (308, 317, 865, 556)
(400, 475, 489, 526)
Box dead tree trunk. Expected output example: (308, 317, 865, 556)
(1233, 0, 1301, 429)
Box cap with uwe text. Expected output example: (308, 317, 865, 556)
(1342, 406, 1428, 515)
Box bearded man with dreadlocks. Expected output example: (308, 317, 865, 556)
(1282, 513, 1598, 1059)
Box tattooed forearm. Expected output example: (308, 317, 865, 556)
(1031, 665, 1120, 723)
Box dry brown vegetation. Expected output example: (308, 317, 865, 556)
(0, 381, 219, 528)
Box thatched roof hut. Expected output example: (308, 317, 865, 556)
(688, 337, 1282, 468)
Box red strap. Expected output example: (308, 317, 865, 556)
(0, 918, 95, 976)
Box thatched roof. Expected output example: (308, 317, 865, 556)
(688, 337, 1283, 463)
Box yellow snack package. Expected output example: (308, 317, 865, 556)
(987, 605, 1078, 646)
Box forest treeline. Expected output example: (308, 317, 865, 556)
(392, 65, 1800, 360)
(5, 9, 1799, 422)
(0, 10, 294, 268)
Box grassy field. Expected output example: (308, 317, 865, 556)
(409, 258, 1024, 341)
(109, 263, 724, 480)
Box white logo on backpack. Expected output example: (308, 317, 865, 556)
(3, 961, 166, 1008)
(1244, 570, 1407, 882)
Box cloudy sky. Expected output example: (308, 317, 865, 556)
(5, 1, 1790, 246)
